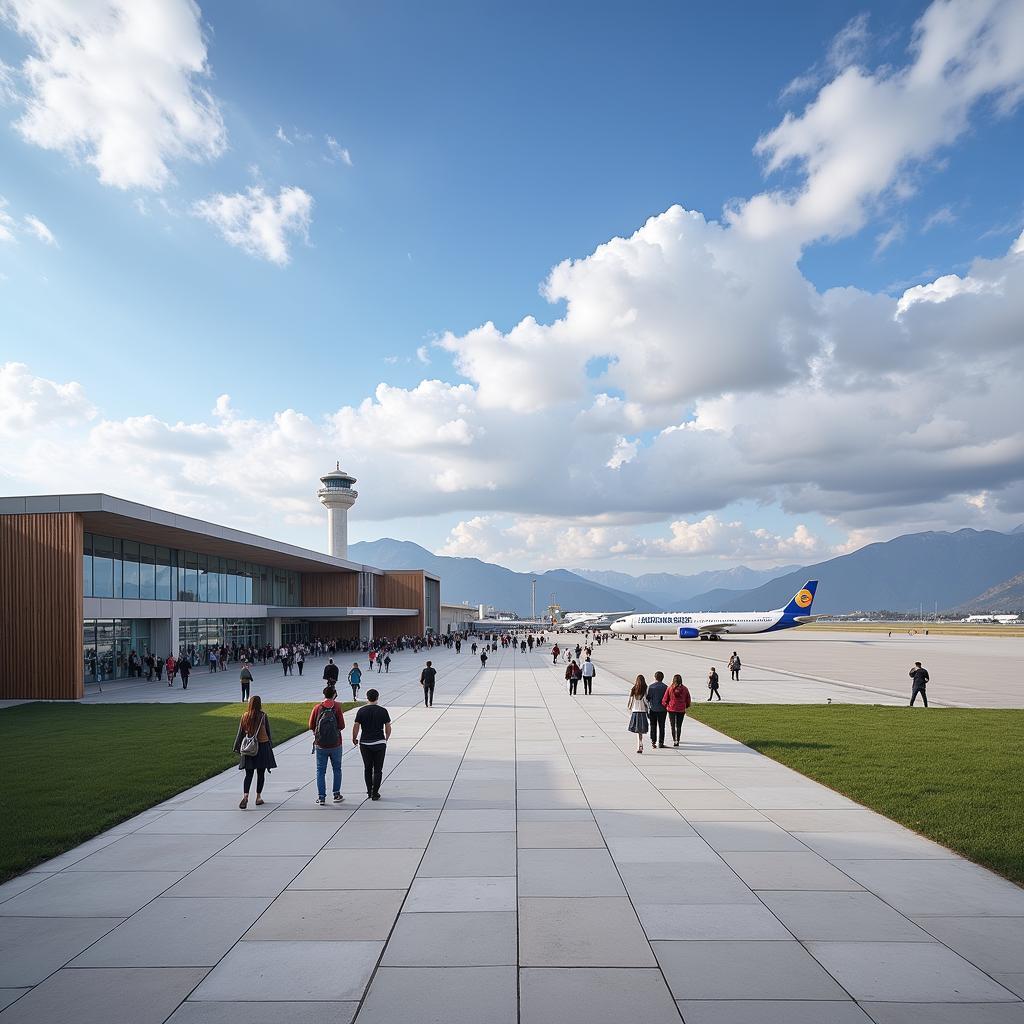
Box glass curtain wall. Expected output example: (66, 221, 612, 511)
(83, 533, 298, 606)
(177, 618, 265, 661)
(83, 619, 151, 682)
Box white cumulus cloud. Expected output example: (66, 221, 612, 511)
(3, 0, 227, 190)
(193, 185, 313, 266)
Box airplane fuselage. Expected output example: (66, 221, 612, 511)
(611, 610, 808, 637)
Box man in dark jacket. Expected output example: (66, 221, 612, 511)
(323, 658, 339, 686)
(909, 662, 929, 707)
(420, 661, 437, 707)
(647, 671, 669, 748)
(178, 656, 191, 690)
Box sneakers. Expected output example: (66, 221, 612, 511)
(371, 792, 381, 801)
(333, 793, 344, 803)
(316, 797, 325, 806)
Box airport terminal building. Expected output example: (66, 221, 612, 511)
(0, 480, 440, 700)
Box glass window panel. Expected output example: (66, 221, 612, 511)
(154, 544, 171, 598)
(122, 556, 140, 599)
(139, 543, 156, 600)
(92, 536, 114, 598)
(198, 553, 208, 602)
(83, 548, 93, 597)
(182, 550, 198, 602)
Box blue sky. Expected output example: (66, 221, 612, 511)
(1, 0, 1023, 574)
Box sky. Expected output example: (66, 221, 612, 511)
(1, 0, 1023, 577)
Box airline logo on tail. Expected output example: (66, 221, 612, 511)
(783, 580, 818, 616)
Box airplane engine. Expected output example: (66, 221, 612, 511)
(678, 627, 700, 639)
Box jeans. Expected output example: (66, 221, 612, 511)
(423, 683, 434, 707)
(649, 711, 667, 746)
(582, 674, 594, 693)
(708, 686, 721, 700)
(360, 743, 387, 796)
(668, 711, 686, 743)
(241, 680, 250, 701)
(911, 685, 928, 707)
(315, 746, 342, 800)
(243, 766, 265, 794)
(568, 678, 578, 695)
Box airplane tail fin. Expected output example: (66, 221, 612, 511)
(782, 580, 818, 615)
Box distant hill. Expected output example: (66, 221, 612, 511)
(348, 539, 660, 616)
(713, 529, 1024, 615)
(577, 565, 800, 608)
(952, 572, 1024, 615)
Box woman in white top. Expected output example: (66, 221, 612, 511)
(627, 674, 650, 754)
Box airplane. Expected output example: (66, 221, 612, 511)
(560, 610, 633, 631)
(609, 581, 820, 640)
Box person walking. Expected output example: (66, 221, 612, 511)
(155, 656, 164, 682)
(647, 670, 669, 749)
(239, 661, 253, 702)
(565, 658, 581, 695)
(909, 662, 929, 707)
(353, 687, 392, 800)
(707, 666, 721, 700)
(323, 658, 340, 688)
(382, 653, 391, 674)
(581, 656, 596, 695)
(664, 674, 692, 746)
(627, 675, 650, 755)
(209, 649, 218, 674)
(234, 695, 277, 809)
(179, 655, 191, 690)
(480, 650, 488, 669)
(728, 652, 741, 681)
(368, 649, 377, 672)
(551, 643, 560, 665)
(348, 662, 362, 702)
(296, 649, 305, 676)
(420, 660, 436, 707)
(166, 653, 177, 687)
(309, 685, 345, 805)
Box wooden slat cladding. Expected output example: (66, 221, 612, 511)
(300, 572, 358, 607)
(377, 571, 425, 635)
(0, 513, 84, 700)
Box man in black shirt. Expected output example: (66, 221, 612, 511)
(353, 689, 392, 800)
(647, 670, 669, 749)
(909, 662, 929, 707)
(323, 658, 339, 686)
(420, 661, 436, 707)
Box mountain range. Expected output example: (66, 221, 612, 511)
(350, 526, 1024, 616)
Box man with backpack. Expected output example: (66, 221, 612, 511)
(308, 685, 346, 805)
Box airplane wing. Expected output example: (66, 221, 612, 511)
(698, 622, 735, 634)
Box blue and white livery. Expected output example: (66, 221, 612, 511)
(610, 581, 819, 640)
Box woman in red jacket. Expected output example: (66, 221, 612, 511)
(663, 674, 692, 746)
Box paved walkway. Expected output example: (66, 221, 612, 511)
(2, 646, 1023, 1023)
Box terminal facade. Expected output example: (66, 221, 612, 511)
(0, 486, 440, 700)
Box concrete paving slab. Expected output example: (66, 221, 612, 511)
(381, 911, 516, 965)
(417, 831, 517, 876)
(623, 862, 758, 905)
(403, 876, 517, 912)
(521, 967, 680, 1023)
(190, 940, 382, 1001)
(516, 789, 591, 809)
(69, 897, 271, 967)
(807, 941, 1020, 1002)
(289, 848, 421, 890)
(908, 918, 1024, 975)
(221, 821, 343, 856)
(678, 1000, 873, 1023)
(692, 820, 810, 851)
(0, 967, 207, 1024)
(518, 846, 627, 896)
(0, 874, 53, 905)
(167, 1003, 358, 1024)
(606, 835, 720, 863)
(519, 896, 655, 967)
(763, 808, 906, 832)
(795, 830, 956, 860)
(656, 938, 849, 999)
(0, 992, 28, 1013)
(356, 966, 517, 1024)
(516, 820, 604, 847)
(0, 917, 121, 985)
(994, 977, 1024, 999)
(436, 809, 516, 831)
(66, 834, 232, 872)
(860, 1004, 1024, 1024)
(244, 888, 403, 940)
(663, 789, 754, 810)
(325, 818, 436, 849)
(135, 809, 269, 834)
(593, 808, 695, 836)
(723, 851, 864, 890)
(166, 856, 305, 898)
(635, 902, 793, 940)
(759, 891, 932, 942)
(0, 870, 183, 917)
(834, 860, 1024, 917)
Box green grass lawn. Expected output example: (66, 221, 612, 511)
(689, 705, 1024, 886)
(0, 702, 356, 883)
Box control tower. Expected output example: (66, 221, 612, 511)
(318, 462, 358, 558)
